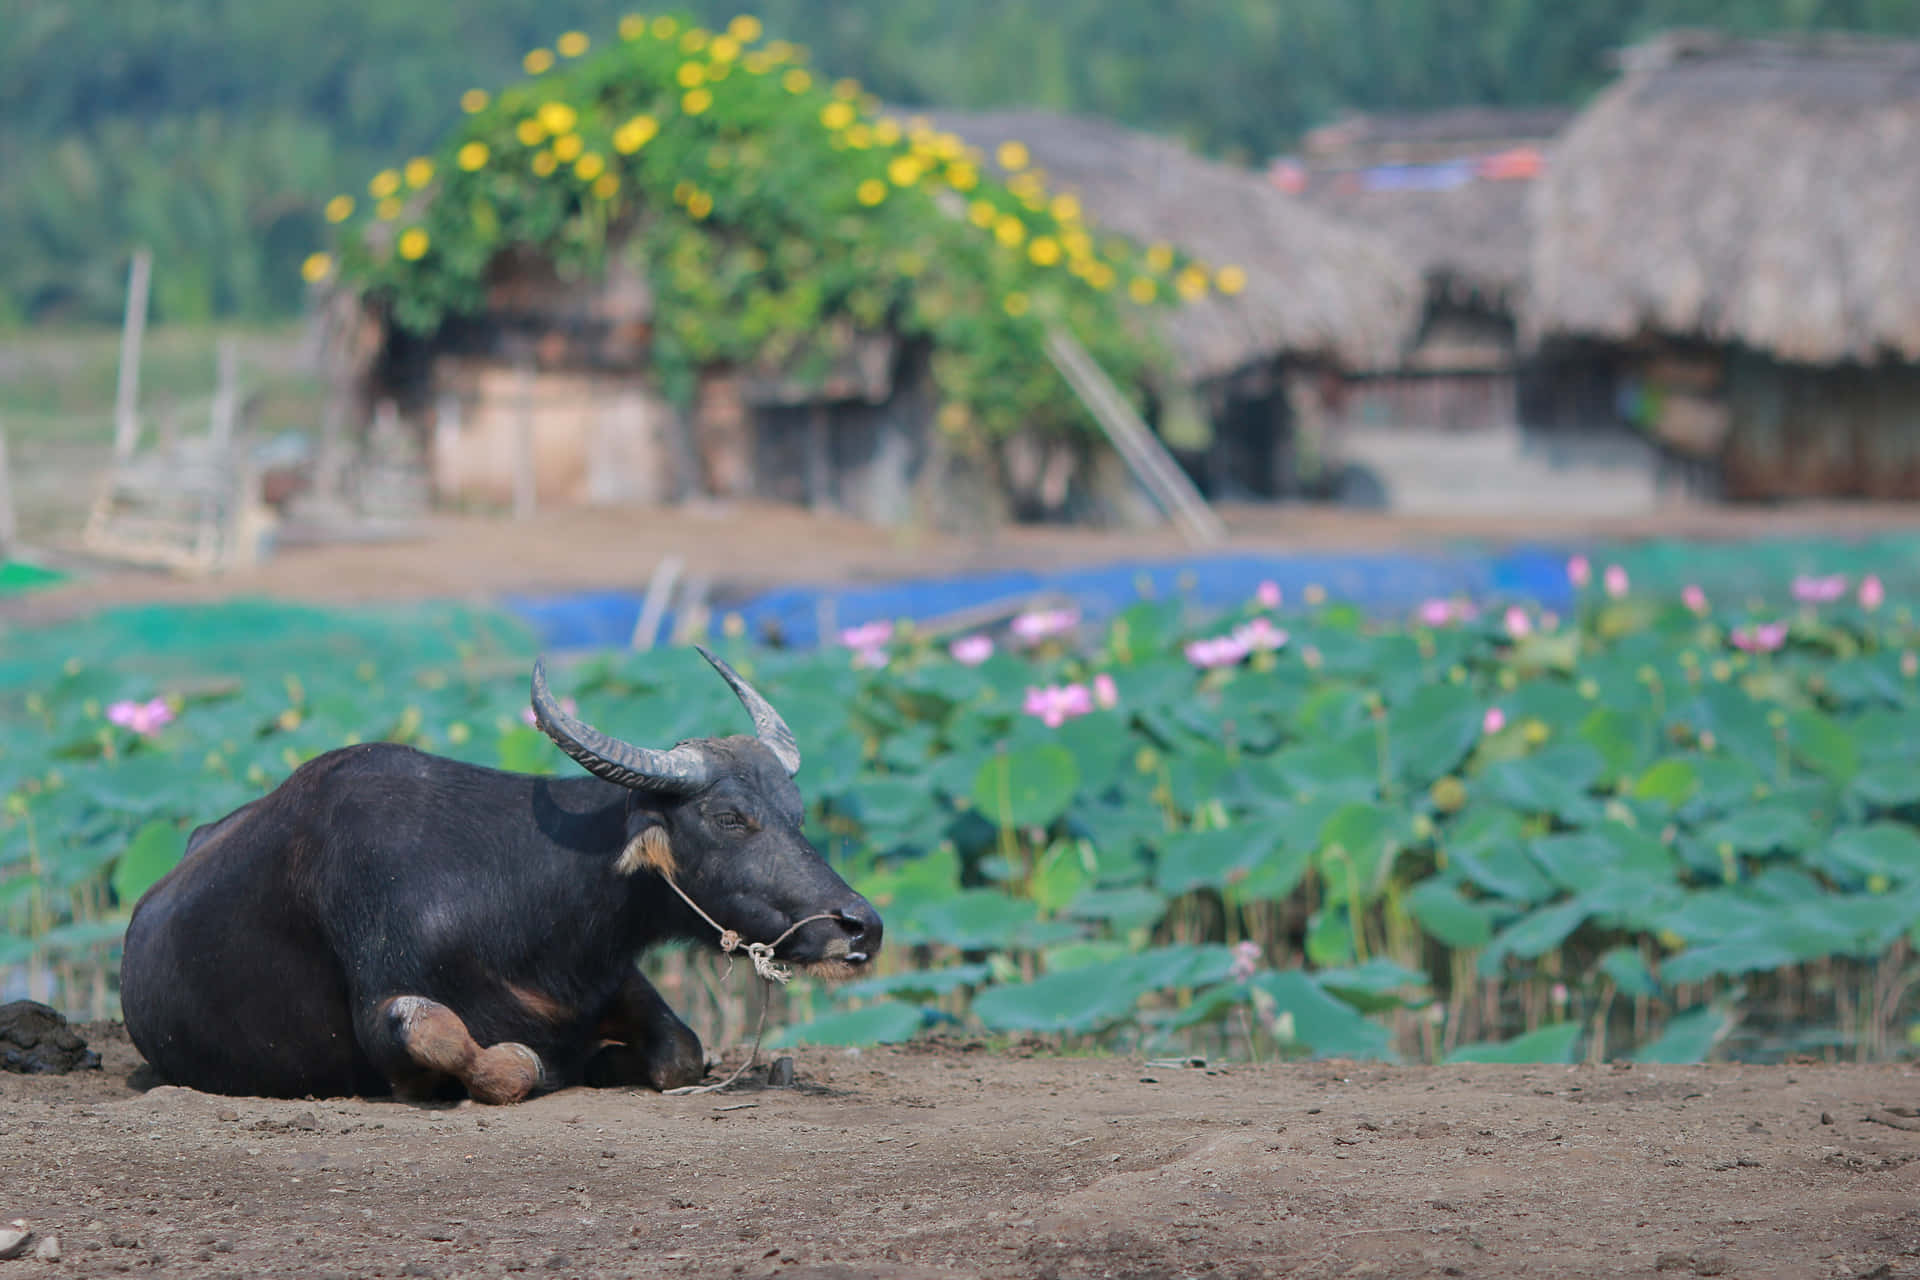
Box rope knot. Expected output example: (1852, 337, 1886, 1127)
(718, 929, 743, 954)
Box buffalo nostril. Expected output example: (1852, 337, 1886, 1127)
(832, 905, 883, 954)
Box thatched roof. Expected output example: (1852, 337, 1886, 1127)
(922, 109, 1420, 377)
(1529, 31, 1920, 365)
(1294, 108, 1570, 308)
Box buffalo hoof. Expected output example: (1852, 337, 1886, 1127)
(467, 1043, 545, 1105)
(0, 1001, 101, 1075)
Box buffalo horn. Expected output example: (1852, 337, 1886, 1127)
(693, 645, 802, 777)
(529, 658, 715, 794)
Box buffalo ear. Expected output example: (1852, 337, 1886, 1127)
(616, 798, 678, 878)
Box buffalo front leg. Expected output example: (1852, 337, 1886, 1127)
(584, 970, 707, 1091)
(364, 995, 546, 1105)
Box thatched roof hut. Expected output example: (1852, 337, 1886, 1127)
(1295, 107, 1572, 310)
(923, 109, 1421, 378)
(1529, 31, 1920, 365)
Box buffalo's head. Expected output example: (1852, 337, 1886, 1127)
(530, 647, 880, 977)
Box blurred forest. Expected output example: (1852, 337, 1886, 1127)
(5, 0, 1918, 327)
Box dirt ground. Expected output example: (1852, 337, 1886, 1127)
(2, 1024, 1918, 1280)
(11, 498, 1920, 628)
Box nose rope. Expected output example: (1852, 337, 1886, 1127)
(656, 872, 841, 1097)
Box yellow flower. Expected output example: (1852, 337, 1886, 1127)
(677, 60, 707, 87)
(1216, 264, 1248, 295)
(942, 162, 978, 192)
(552, 133, 583, 162)
(613, 115, 658, 153)
(967, 199, 996, 227)
(369, 169, 401, 199)
(766, 39, 797, 62)
(1009, 172, 1042, 201)
(531, 150, 558, 177)
(708, 59, 732, 81)
(673, 180, 693, 203)
(933, 132, 964, 160)
(376, 196, 404, 220)
(873, 118, 901, 146)
(845, 123, 872, 149)
(1028, 235, 1061, 266)
(993, 214, 1026, 248)
(687, 189, 714, 219)
(833, 77, 861, 100)
(619, 14, 646, 40)
(457, 141, 490, 171)
(1176, 266, 1209, 301)
(403, 157, 434, 189)
(682, 87, 712, 115)
(744, 51, 772, 74)
(592, 172, 621, 200)
(516, 118, 546, 146)
(820, 100, 855, 130)
(1049, 192, 1081, 222)
(651, 14, 678, 38)
(856, 177, 887, 206)
(1146, 242, 1175, 272)
(461, 89, 490, 114)
(709, 34, 739, 62)
(1002, 291, 1031, 317)
(397, 229, 430, 261)
(324, 194, 355, 223)
(556, 30, 589, 57)
(537, 102, 578, 135)
(783, 68, 811, 93)
(300, 252, 333, 283)
(727, 14, 763, 42)
(680, 28, 708, 52)
(1128, 276, 1158, 304)
(524, 48, 554, 74)
(997, 140, 1029, 171)
(1062, 228, 1092, 259)
(573, 152, 605, 181)
(887, 155, 922, 187)
(1087, 261, 1115, 290)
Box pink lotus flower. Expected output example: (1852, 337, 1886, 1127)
(1254, 580, 1283, 610)
(1231, 617, 1290, 652)
(1730, 621, 1788, 654)
(1229, 939, 1262, 982)
(1092, 672, 1119, 710)
(1482, 706, 1507, 735)
(108, 697, 175, 737)
(1603, 564, 1630, 598)
(949, 634, 994, 666)
(1904, 651, 1919, 680)
(1567, 555, 1591, 589)
(1185, 634, 1251, 669)
(1682, 584, 1709, 616)
(1859, 575, 1886, 611)
(1503, 605, 1532, 638)
(1416, 597, 1478, 628)
(1791, 574, 1848, 604)
(1022, 682, 1096, 728)
(521, 696, 576, 727)
(840, 620, 895, 650)
(852, 646, 890, 670)
(1011, 607, 1080, 645)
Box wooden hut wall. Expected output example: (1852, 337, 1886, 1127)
(1721, 353, 1920, 500)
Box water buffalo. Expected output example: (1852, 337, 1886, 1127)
(120, 647, 880, 1103)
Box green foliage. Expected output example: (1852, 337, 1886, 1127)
(5, 561, 1920, 1065)
(14, 1, 1920, 325)
(322, 12, 1205, 444)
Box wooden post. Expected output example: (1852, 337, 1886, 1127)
(512, 353, 537, 521)
(1043, 326, 1226, 546)
(112, 249, 153, 464)
(630, 553, 685, 651)
(0, 423, 16, 560)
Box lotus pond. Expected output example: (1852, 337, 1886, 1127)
(4, 562, 1919, 1067)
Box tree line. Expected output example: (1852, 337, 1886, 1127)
(5, 0, 1917, 327)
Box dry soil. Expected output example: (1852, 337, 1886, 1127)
(5, 1025, 1920, 1280)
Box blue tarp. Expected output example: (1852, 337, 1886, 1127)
(501, 544, 1581, 652)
